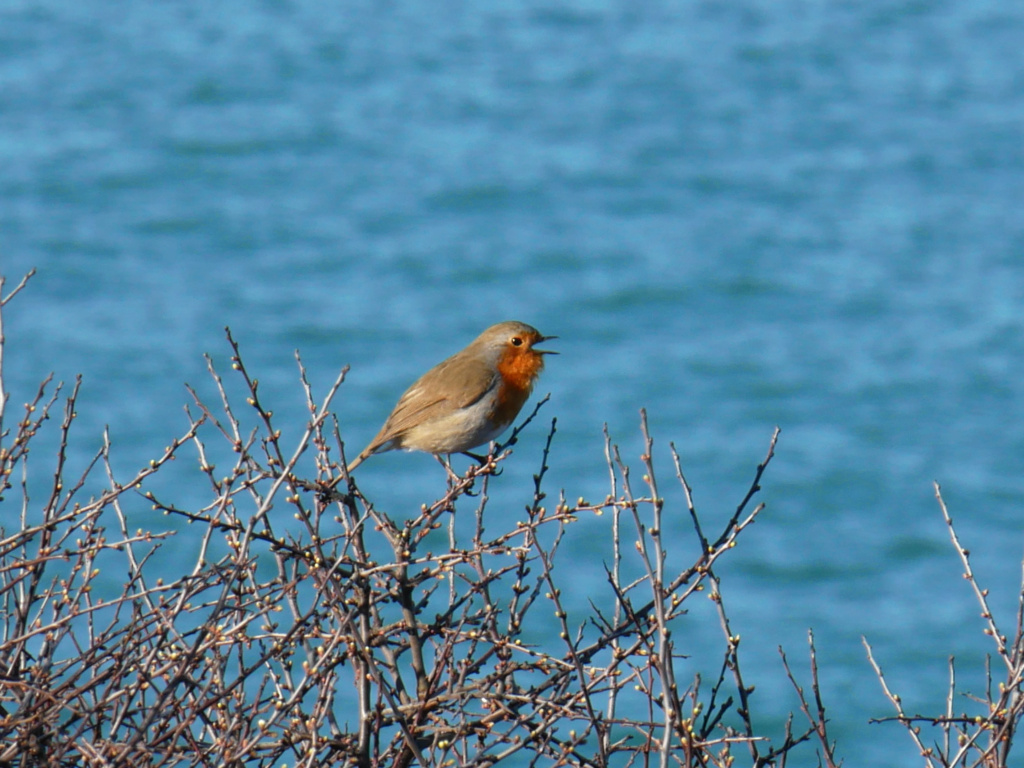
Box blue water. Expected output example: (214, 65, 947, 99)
(4, 1, 1024, 764)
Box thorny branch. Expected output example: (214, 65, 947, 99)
(864, 482, 1024, 768)
(0, 272, 834, 767)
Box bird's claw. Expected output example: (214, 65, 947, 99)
(461, 451, 503, 476)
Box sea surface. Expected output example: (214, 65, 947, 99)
(3, 1, 1024, 764)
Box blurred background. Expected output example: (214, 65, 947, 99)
(3, 1, 1024, 763)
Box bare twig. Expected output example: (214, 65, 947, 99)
(0, 279, 836, 767)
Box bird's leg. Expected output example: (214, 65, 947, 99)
(317, 472, 355, 504)
(460, 447, 502, 476)
(289, 474, 352, 504)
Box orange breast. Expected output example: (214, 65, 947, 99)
(491, 349, 545, 427)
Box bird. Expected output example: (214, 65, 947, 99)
(345, 321, 556, 473)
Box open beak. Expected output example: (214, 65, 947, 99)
(535, 335, 559, 355)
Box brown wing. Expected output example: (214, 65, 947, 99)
(360, 351, 498, 456)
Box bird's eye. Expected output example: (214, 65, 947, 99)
(510, 336, 524, 347)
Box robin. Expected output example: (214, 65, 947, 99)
(346, 321, 557, 472)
